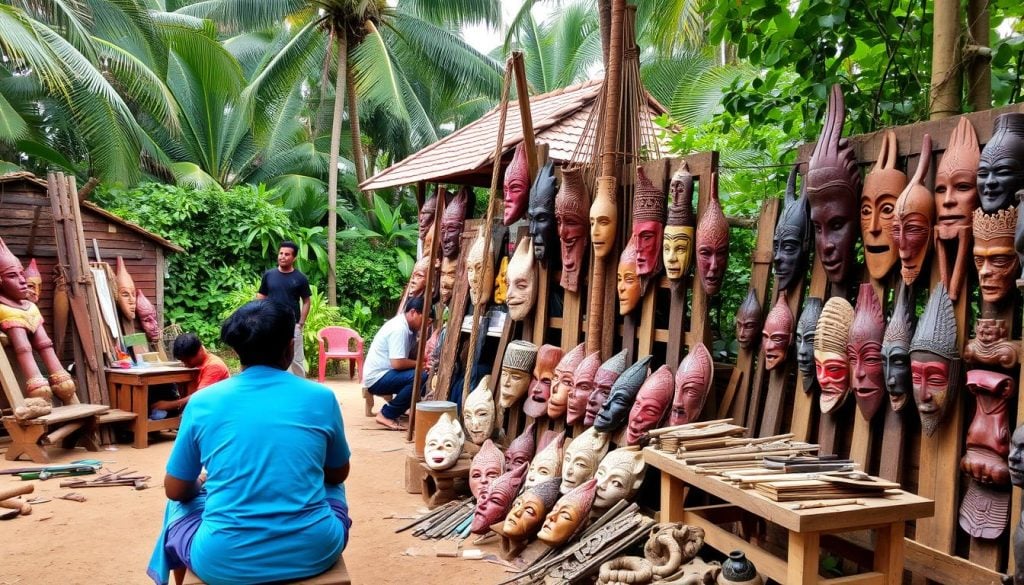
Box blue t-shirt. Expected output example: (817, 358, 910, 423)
(166, 366, 350, 585)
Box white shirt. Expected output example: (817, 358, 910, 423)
(362, 313, 415, 388)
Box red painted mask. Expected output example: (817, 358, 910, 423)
(566, 352, 601, 425)
(632, 167, 666, 276)
(524, 345, 562, 418)
(695, 173, 729, 295)
(670, 343, 713, 426)
(847, 283, 885, 420)
(625, 365, 674, 445)
(585, 350, 628, 426)
(503, 142, 530, 225)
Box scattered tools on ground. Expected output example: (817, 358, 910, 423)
(58, 467, 149, 490)
(396, 498, 476, 540)
(0, 459, 103, 480)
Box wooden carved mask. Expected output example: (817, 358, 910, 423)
(670, 343, 713, 426)
(665, 162, 696, 280)
(538, 478, 598, 546)
(814, 296, 854, 414)
(136, 289, 161, 342)
(973, 206, 1019, 305)
(528, 160, 559, 268)
(525, 345, 563, 418)
(440, 257, 457, 305)
(735, 288, 763, 350)
(418, 193, 439, 241)
(861, 130, 906, 280)
(978, 113, 1024, 214)
(806, 85, 862, 285)
(424, 412, 465, 470)
(960, 369, 1015, 539)
(935, 117, 980, 298)
(463, 376, 496, 445)
(965, 318, 1018, 370)
(115, 256, 137, 319)
(848, 283, 885, 421)
(556, 166, 590, 291)
(503, 142, 530, 225)
(594, 449, 645, 509)
(625, 365, 674, 445)
(695, 172, 729, 295)
(470, 439, 504, 500)
(566, 351, 602, 425)
(910, 283, 960, 437)
(440, 187, 468, 259)
(796, 298, 823, 394)
(590, 176, 618, 259)
(499, 340, 538, 408)
(471, 463, 528, 533)
(882, 284, 915, 412)
(892, 134, 934, 286)
(561, 428, 609, 493)
(1008, 425, 1024, 488)
(503, 478, 561, 539)
(505, 422, 536, 470)
(617, 237, 642, 315)
(466, 229, 491, 307)
(549, 343, 586, 420)
(763, 293, 795, 371)
(632, 166, 667, 276)
(594, 355, 652, 433)
(24, 258, 41, 304)
(586, 350, 628, 426)
(525, 431, 564, 488)
(773, 165, 811, 292)
(505, 237, 537, 321)
(407, 255, 430, 299)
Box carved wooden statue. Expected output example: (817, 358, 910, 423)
(24, 258, 41, 304)
(525, 344, 563, 418)
(910, 283, 961, 437)
(959, 369, 1014, 539)
(618, 236, 642, 315)
(892, 134, 934, 286)
(861, 130, 906, 280)
(670, 343, 713, 426)
(695, 172, 729, 295)
(466, 229, 492, 307)
(526, 431, 565, 489)
(115, 256, 137, 320)
(595, 356, 652, 433)
(626, 365, 674, 445)
(567, 351, 602, 425)
(806, 84, 862, 285)
(633, 166, 667, 277)
(561, 427, 610, 493)
(735, 288, 762, 350)
(537, 478, 598, 546)
(503, 478, 561, 539)
(586, 350, 628, 426)
(847, 284, 885, 420)
(136, 289, 162, 343)
(503, 142, 530, 225)
(463, 376, 496, 445)
(665, 162, 696, 280)
(814, 296, 854, 414)
(979, 112, 1024, 214)
(556, 165, 590, 291)
(594, 448, 646, 509)
(882, 284, 915, 412)
(440, 187, 469, 260)
(505, 422, 536, 470)
(973, 206, 1019, 306)
(406, 255, 431, 299)
(935, 117, 980, 299)
(762, 294, 794, 371)
(506, 237, 537, 321)
(796, 298, 823, 394)
(549, 343, 586, 420)
(419, 193, 439, 242)
(965, 318, 1019, 369)
(0, 238, 75, 406)
(528, 160, 560, 268)
(424, 412, 465, 470)
(471, 463, 528, 534)
(470, 439, 505, 500)
(773, 165, 811, 291)
(498, 340, 538, 408)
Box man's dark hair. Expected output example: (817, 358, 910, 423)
(404, 295, 435, 319)
(279, 241, 299, 255)
(172, 333, 203, 361)
(221, 300, 295, 368)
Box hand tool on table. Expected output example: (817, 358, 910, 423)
(790, 499, 865, 510)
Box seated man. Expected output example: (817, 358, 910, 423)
(151, 333, 230, 415)
(147, 301, 351, 585)
(363, 295, 433, 431)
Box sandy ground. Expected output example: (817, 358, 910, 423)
(1, 379, 509, 585)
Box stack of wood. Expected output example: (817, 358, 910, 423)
(396, 498, 475, 540)
(59, 467, 149, 490)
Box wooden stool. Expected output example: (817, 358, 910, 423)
(2, 403, 108, 463)
(419, 456, 470, 508)
(361, 387, 392, 417)
(182, 555, 351, 585)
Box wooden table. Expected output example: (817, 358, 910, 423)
(105, 366, 197, 448)
(644, 447, 934, 585)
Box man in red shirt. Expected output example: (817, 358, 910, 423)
(152, 333, 230, 412)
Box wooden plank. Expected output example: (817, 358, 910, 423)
(788, 530, 821, 585)
(560, 289, 582, 349)
(877, 407, 907, 482)
(635, 282, 657, 359)
(433, 220, 475, 401)
(531, 265, 550, 345)
(665, 280, 688, 368)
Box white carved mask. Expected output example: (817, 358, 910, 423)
(462, 376, 495, 445)
(424, 413, 464, 470)
(593, 448, 646, 508)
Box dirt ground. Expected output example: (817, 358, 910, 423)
(1, 379, 510, 585)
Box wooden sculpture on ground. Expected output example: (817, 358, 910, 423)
(528, 160, 560, 269)
(561, 427, 610, 493)
(593, 448, 646, 510)
(762, 294, 794, 371)
(503, 142, 530, 225)
(587, 350, 628, 426)
(626, 365, 674, 445)
(773, 165, 812, 291)
(665, 162, 696, 281)
(934, 117, 980, 299)
(806, 84, 862, 285)
(556, 165, 590, 291)
(633, 166, 667, 277)
(470, 462, 528, 533)
(549, 343, 586, 420)
(695, 173, 729, 295)
(735, 289, 762, 351)
(848, 283, 885, 420)
(597, 524, 706, 585)
(796, 298, 823, 394)
(525, 345, 563, 418)
(503, 477, 561, 539)
(861, 130, 906, 281)
(882, 284, 915, 412)
(505, 422, 536, 469)
(537, 478, 598, 546)
(892, 134, 934, 286)
(959, 369, 1014, 539)
(910, 283, 961, 437)
(470, 439, 504, 500)
(526, 431, 565, 489)
(669, 343, 713, 426)
(498, 340, 538, 408)
(814, 296, 854, 414)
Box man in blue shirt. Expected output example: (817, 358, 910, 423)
(147, 300, 351, 585)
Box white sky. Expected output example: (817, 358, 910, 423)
(462, 1, 554, 55)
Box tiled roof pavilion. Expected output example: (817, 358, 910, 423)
(360, 78, 665, 191)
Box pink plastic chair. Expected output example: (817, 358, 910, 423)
(317, 326, 364, 383)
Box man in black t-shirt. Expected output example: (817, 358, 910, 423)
(257, 241, 312, 376)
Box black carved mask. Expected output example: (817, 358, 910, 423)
(796, 298, 823, 393)
(978, 113, 1024, 214)
(528, 160, 559, 268)
(773, 165, 811, 292)
(594, 356, 651, 433)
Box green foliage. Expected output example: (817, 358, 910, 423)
(334, 237, 407, 342)
(338, 192, 419, 278)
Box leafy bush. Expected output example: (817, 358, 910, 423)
(335, 237, 406, 342)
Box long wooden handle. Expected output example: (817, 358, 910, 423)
(0, 483, 34, 501)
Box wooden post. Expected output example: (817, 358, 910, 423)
(966, 0, 991, 113)
(929, 0, 962, 120)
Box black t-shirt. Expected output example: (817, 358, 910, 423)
(258, 268, 311, 323)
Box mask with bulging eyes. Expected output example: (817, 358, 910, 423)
(860, 131, 905, 280)
(424, 413, 464, 470)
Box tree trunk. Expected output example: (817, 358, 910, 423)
(929, 0, 962, 119)
(598, 0, 611, 68)
(327, 30, 348, 307)
(966, 0, 991, 112)
(347, 45, 368, 205)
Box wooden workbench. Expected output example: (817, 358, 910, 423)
(645, 447, 934, 585)
(105, 365, 197, 448)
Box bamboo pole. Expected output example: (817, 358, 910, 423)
(929, 0, 962, 119)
